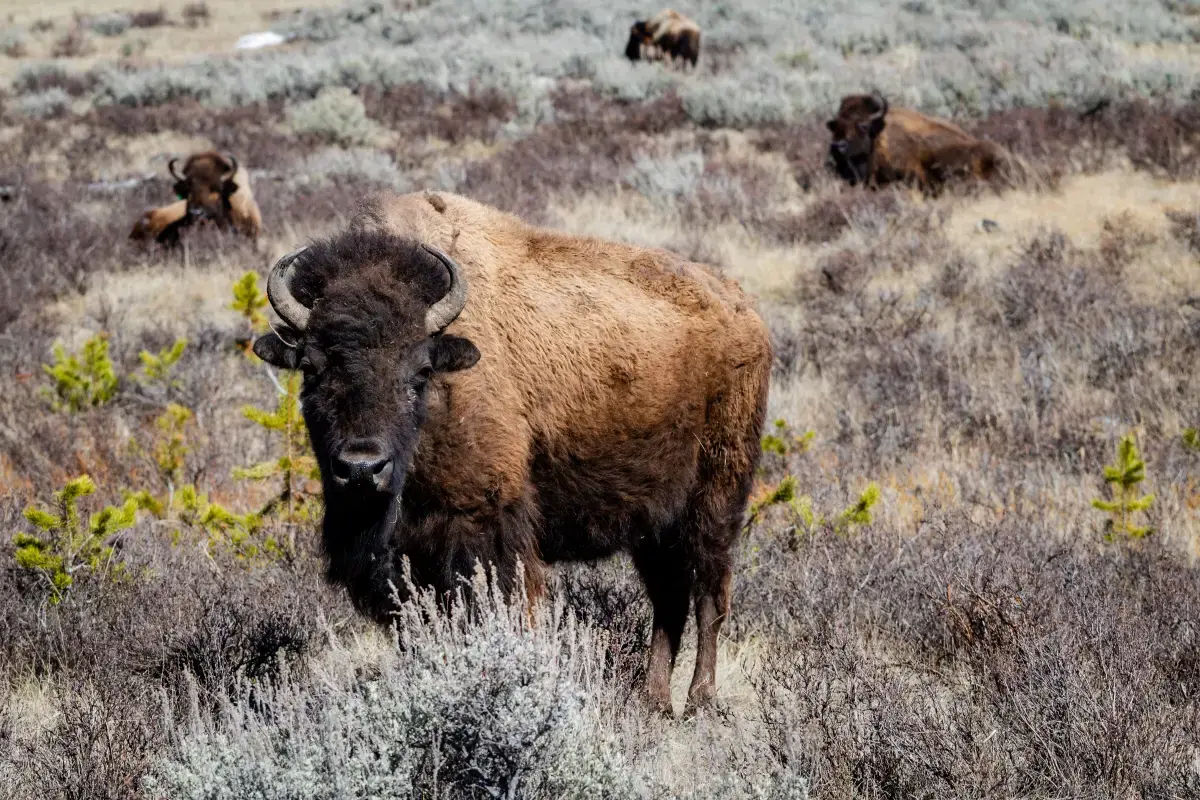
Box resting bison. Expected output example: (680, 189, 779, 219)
(626, 9, 701, 67)
(169, 151, 262, 239)
(252, 190, 771, 716)
(827, 93, 1009, 191)
(129, 199, 189, 247)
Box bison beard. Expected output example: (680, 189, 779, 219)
(252, 192, 771, 716)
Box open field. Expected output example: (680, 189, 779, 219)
(1, 0, 1200, 797)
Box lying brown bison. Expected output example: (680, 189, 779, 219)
(827, 93, 1010, 191)
(169, 151, 262, 239)
(129, 199, 189, 247)
(626, 9, 701, 68)
(252, 190, 771, 716)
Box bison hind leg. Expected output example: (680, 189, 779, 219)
(632, 542, 695, 716)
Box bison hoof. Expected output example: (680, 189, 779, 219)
(683, 685, 716, 718)
(646, 688, 675, 718)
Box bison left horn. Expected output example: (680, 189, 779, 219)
(266, 247, 312, 331)
(422, 245, 468, 334)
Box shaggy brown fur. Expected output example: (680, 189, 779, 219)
(253, 191, 771, 716)
(626, 8, 700, 67)
(828, 93, 1011, 192)
(128, 199, 189, 246)
(171, 151, 262, 239)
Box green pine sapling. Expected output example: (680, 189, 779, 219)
(235, 373, 321, 548)
(134, 338, 187, 389)
(1092, 434, 1155, 540)
(42, 333, 119, 412)
(231, 271, 269, 356)
(12, 475, 137, 603)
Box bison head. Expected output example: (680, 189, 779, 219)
(826, 93, 888, 186)
(626, 21, 650, 60)
(169, 151, 240, 228)
(251, 231, 480, 610)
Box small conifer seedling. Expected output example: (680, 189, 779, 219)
(231, 271, 269, 355)
(134, 338, 187, 389)
(1092, 434, 1155, 540)
(834, 482, 881, 535)
(235, 374, 321, 548)
(12, 475, 137, 603)
(42, 333, 119, 412)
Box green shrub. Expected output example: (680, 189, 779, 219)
(761, 418, 815, 458)
(11, 475, 137, 604)
(1184, 428, 1199, 454)
(87, 12, 132, 37)
(1092, 434, 1155, 540)
(231, 272, 269, 356)
(234, 374, 321, 536)
(749, 477, 880, 539)
(145, 569, 643, 799)
(286, 86, 380, 146)
(17, 88, 73, 120)
(42, 333, 119, 412)
(134, 338, 187, 389)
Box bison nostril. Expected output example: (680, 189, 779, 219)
(333, 439, 393, 491)
(331, 457, 352, 483)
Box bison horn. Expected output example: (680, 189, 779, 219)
(223, 154, 239, 180)
(422, 244, 468, 335)
(870, 93, 889, 120)
(266, 247, 312, 331)
(168, 157, 183, 181)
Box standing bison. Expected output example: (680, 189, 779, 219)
(827, 93, 1011, 192)
(252, 191, 771, 716)
(626, 9, 701, 68)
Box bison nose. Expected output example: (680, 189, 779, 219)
(331, 439, 394, 491)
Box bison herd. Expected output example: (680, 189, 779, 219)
(121, 10, 1017, 716)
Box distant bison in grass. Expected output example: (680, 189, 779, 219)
(827, 93, 1012, 192)
(173, 151, 262, 237)
(626, 9, 701, 68)
(253, 190, 771, 716)
(130, 151, 263, 246)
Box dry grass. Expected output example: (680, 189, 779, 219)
(0, 0, 342, 79)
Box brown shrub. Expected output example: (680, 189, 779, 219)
(182, 1, 210, 28)
(51, 27, 92, 58)
(760, 189, 902, 246)
(361, 84, 517, 145)
(130, 7, 169, 28)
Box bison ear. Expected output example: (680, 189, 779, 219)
(430, 334, 480, 374)
(864, 116, 886, 138)
(173, 180, 188, 200)
(252, 332, 301, 369)
(826, 119, 838, 134)
(222, 178, 240, 198)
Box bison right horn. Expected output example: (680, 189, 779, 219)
(168, 157, 183, 181)
(266, 247, 312, 331)
(422, 244, 468, 334)
(870, 92, 889, 120)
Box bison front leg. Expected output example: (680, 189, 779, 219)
(634, 549, 693, 716)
